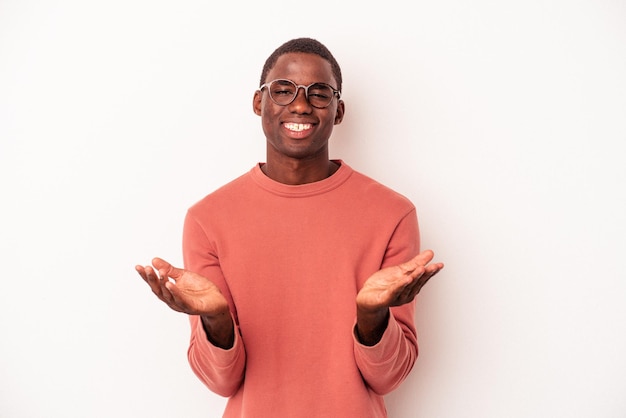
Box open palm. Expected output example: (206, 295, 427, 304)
(356, 250, 443, 311)
(135, 257, 229, 316)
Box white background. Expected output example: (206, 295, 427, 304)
(1, 1, 625, 417)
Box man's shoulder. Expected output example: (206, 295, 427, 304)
(347, 168, 415, 208)
(188, 168, 255, 212)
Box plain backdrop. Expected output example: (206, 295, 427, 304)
(1, 0, 625, 417)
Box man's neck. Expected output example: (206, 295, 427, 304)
(261, 159, 339, 185)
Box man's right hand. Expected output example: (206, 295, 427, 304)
(135, 258, 230, 318)
(136, 258, 235, 348)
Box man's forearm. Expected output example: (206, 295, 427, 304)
(355, 307, 389, 346)
(201, 312, 235, 349)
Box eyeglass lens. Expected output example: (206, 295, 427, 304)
(268, 80, 335, 108)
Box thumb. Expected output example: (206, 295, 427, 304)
(398, 250, 434, 275)
(397, 258, 423, 277)
(412, 249, 435, 265)
(152, 257, 184, 280)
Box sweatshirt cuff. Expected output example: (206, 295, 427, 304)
(191, 313, 243, 367)
(353, 313, 403, 363)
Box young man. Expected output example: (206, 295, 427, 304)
(136, 37, 444, 418)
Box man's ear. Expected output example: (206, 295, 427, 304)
(334, 100, 345, 125)
(253, 90, 262, 116)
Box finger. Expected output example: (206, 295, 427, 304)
(158, 282, 186, 312)
(406, 255, 443, 282)
(390, 265, 425, 301)
(397, 258, 425, 277)
(399, 263, 441, 298)
(136, 263, 187, 313)
(393, 262, 444, 305)
(398, 250, 435, 275)
(135, 265, 149, 281)
(142, 265, 174, 301)
(149, 272, 185, 312)
(413, 264, 444, 294)
(427, 262, 444, 271)
(140, 265, 158, 284)
(163, 281, 189, 313)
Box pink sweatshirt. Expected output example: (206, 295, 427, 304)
(183, 161, 420, 418)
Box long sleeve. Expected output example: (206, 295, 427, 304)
(187, 314, 246, 397)
(183, 212, 246, 397)
(353, 208, 420, 395)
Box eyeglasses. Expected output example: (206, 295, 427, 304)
(259, 79, 341, 109)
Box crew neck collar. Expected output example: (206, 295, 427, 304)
(250, 160, 352, 197)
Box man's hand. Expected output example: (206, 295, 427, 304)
(136, 258, 235, 348)
(357, 250, 443, 311)
(135, 258, 229, 317)
(355, 250, 443, 345)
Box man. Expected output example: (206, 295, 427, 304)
(136, 37, 443, 418)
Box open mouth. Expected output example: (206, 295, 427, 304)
(284, 122, 312, 132)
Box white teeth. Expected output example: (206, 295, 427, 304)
(285, 123, 311, 132)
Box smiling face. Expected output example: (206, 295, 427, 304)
(253, 52, 345, 165)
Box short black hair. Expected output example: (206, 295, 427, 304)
(259, 37, 343, 92)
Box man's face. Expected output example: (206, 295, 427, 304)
(253, 52, 344, 163)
